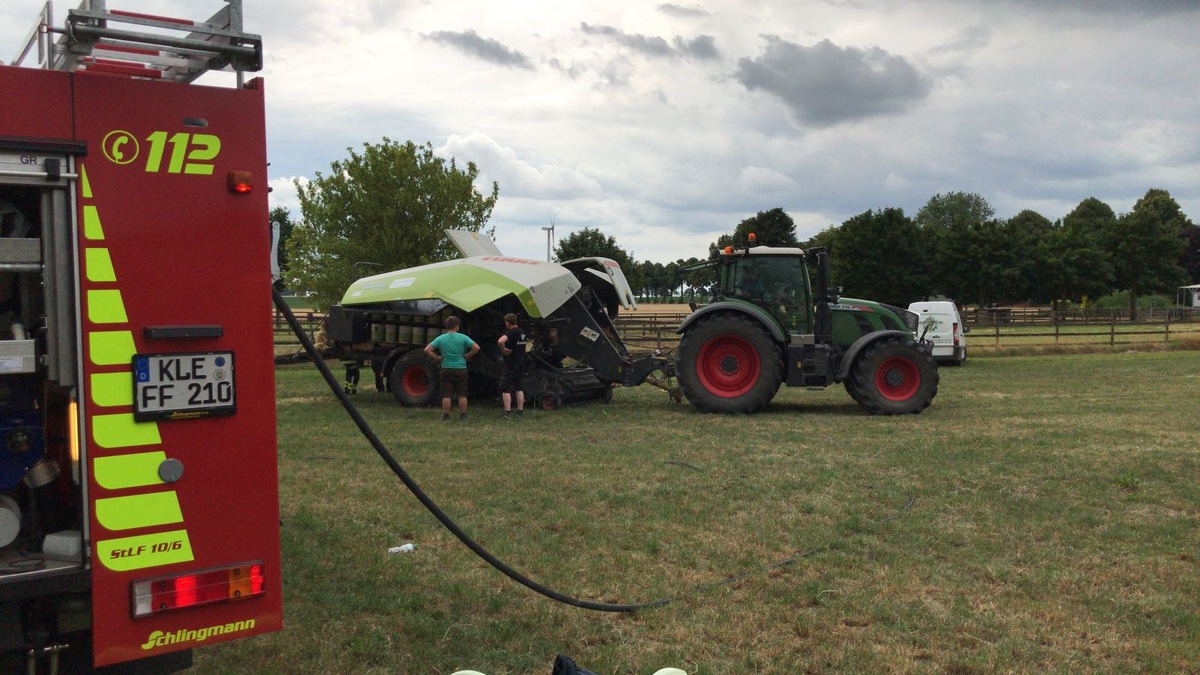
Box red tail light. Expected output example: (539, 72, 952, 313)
(227, 170, 254, 194)
(953, 322, 960, 346)
(132, 562, 265, 618)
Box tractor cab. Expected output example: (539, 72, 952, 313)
(717, 241, 813, 336)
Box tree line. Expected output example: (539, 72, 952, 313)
(278, 138, 1197, 319)
(558, 192, 1197, 319)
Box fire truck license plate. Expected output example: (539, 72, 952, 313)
(133, 352, 236, 421)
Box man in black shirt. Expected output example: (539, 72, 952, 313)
(497, 313, 528, 418)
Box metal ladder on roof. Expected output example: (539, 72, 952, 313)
(10, 0, 262, 86)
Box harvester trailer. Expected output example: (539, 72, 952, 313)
(675, 234, 939, 415)
(326, 231, 674, 409)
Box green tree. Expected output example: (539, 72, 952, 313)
(1107, 188, 1188, 319)
(553, 226, 642, 291)
(914, 192, 997, 304)
(1004, 209, 1055, 303)
(804, 225, 841, 254)
(832, 208, 929, 306)
(269, 206, 296, 288)
(1181, 223, 1200, 284)
(733, 207, 801, 248)
(707, 208, 800, 262)
(636, 260, 667, 300)
(1045, 198, 1116, 307)
(286, 138, 498, 309)
(680, 257, 711, 300)
(968, 218, 1024, 307)
(661, 261, 680, 300)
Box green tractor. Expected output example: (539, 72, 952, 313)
(675, 236, 938, 415)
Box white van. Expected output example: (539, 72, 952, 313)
(908, 301, 968, 365)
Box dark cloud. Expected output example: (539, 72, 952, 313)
(423, 30, 534, 70)
(674, 35, 719, 60)
(657, 3, 710, 18)
(735, 37, 929, 127)
(580, 23, 720, 60)
(581, 23, 674, 58)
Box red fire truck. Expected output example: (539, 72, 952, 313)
(1, 2, 281, 671)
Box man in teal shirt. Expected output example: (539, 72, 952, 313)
(424, 315, 480, 421)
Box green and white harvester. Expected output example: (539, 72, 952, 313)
(325, 231, 671, 409)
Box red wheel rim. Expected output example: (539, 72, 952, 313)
(542, 395, 557, 410)
(402, 366, 428, 397)
(875, 356, 919, 401)
(696, 334, 760, 398)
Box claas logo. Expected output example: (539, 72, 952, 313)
(103, 130, 221, 175)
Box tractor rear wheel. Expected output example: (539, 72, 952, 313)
(390, 350, 440, 407)
(847, 336, 938, 415)
(677, 314, 782, 413)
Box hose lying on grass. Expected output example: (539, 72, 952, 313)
(273, 288, 913, 612)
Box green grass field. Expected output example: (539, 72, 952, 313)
(197, 351, 1199, 673)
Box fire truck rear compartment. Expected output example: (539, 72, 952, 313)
(0, 177, 90, 666)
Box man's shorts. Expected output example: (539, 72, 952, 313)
(500, 367, 526, 394)
(440, 368, 468, 399)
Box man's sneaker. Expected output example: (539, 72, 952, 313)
(441, 413, 450, 422)
(459, 413, 468, 421)
(515, 409, 523, 417)
(502, 411, 511, 420)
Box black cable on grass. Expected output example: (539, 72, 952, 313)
(273, 289, 913, 612)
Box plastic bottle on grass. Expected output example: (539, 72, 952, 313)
(388, 543, 416, 554)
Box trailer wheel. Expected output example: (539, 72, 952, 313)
(541, 394, 561, 411)
(847, 335, 938, 415)
(676, 314, 782, 413)
(390, 351, 440, 407)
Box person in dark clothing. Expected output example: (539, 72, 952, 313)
(497, 313, 528, 419)
(341, 357, 360, 394)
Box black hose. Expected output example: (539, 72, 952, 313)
(272, 289, 913, 612)
(273, 289, 665, 611)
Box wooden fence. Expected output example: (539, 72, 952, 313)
(965, 306, 1195, 326)
(971, 319, 1200, 349)
(273, 308, 1199, 357)
(273, 310, 324, 356)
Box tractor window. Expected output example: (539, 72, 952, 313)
(728, 256, 810, 333)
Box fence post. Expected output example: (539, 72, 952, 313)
(1110, 315, 1115, 346)
(994, 323, 1000, 347)
(1165, 313, 1171, 344)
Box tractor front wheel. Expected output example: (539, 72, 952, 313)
(677, 314, 782, 413)
(847, 336, 938, 415)
(390, 350, 441, 407)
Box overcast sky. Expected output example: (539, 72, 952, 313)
(4, 0, 1198, 264)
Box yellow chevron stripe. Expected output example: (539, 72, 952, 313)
(87, 289, 129, 324)
(90, 371, 133, 407)
(85, 248, 117, 282)
(93, 412, 161, 449)
(83, 204, 105, 240)
(80, 163, 92, 198)
(95, 491, 183, 531)
(94, 451, 167, 490)
(88, 330, 135, 366)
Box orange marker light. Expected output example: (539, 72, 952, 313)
(748, 232, 757, 244)
(227, 170, 254, 194)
